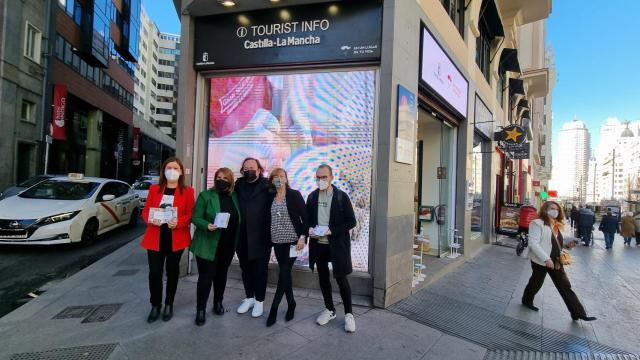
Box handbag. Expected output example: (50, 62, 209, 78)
(559, 250, 572, 266)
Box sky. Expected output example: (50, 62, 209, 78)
(143, 0, 181, 35)
(547, 0, 640, 157)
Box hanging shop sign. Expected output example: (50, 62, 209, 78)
(496, 124, 526, 144)
(194, 1, 382, 71)
(395, 84, 417, 164)
(474, 94, 493, 139)
(504, 142, 530, 159)
(419, 26, 469, 118)
(51, 84, 67, 140)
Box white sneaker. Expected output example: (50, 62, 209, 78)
(344, 313, 356, 333)
(251, 301, 264, 318)
(237, 298, 255, 314)
(316, 309, 336, 326)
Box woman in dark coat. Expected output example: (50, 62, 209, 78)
(265, 168, 307, 326)
(234, 157, 272, 318)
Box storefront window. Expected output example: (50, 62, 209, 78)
(471, 133, 484, 233)
(206, 70, 376, 272)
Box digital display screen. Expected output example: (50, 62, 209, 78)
(207, 70, 376, 272)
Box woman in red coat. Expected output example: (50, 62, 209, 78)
(141, 157, 195, 323)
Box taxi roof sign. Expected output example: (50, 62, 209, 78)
(68, 173, 84, 180)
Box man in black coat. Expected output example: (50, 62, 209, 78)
(234, 158, 271, 318)
(577, 206, 596, 246)
(306, 164, 357, 333)
(570, 206, 579, 229)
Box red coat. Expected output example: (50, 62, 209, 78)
(141, 184, 195, 252)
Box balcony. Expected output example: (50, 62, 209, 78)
(496, 0, 552, 27)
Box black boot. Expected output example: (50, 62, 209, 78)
(213, 301, 225, 316)
(266, 307, 278, 327)
(147, 306, 161, 323)
(522, 302, 539, 312)
(162, 305, 174, 322)
(195, 310, 206, 326)
(285, 301, 296, 321)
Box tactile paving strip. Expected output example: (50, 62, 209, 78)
(81, 303, 123, 323)
(10, 343, 117, 360)
(113, 269, 139, 276)
(390, 292, 630, 355)
(52, 305, 97, 320)
(484, 350, 640, 360)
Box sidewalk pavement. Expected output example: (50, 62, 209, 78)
(0, 238, 486, 360)
(1, 229, 638, 359)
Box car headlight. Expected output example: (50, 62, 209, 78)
(36, 211, 81, 226)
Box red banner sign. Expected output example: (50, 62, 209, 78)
(532, 180, 540, 187)
(132, 127, 141, 160)
(547, 190, 558, 198)
(51, 84, 67, 140)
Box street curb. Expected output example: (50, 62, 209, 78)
(0, 237, 143, 325)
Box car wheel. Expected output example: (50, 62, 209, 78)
(128, 208, 139, 228)
(81, 219, 99, 246)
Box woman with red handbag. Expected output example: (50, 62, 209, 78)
(521, 201, 596, 321)
(141, 157, 195, 323)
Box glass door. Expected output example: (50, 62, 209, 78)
(437, 122, 456, 257)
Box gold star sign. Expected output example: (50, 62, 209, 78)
(505, 127, 523, 142)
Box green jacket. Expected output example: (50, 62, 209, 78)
(191, 189, 242, 261)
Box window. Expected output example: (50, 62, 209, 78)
(440, 0, 465, 38)
(476, 33, 491, 82)
(21, 100, 36, 123)
(496, 72, 505, 109)
(158, 71, 173, 79)
(24, 22, 42, 64)
(471, 133, 484, 234)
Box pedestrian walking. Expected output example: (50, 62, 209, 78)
(521, 201, 596, 322)
(306, 164, 358, 333)
(620, 212, 636, 246)
(266, 168, 307, 327)
(599, 208, 619, 250)
(141, 157, 195, 323)
(235, 158, 272, 318)
(577, 206, 596, 246)
(635, 212, 640, 246)
(191, 167, 241, 326)
(570, 206, 579, 229)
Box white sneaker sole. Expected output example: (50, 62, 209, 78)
(316, 315, 337, 326)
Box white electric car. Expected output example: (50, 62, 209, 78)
(0, 175, 140, 245)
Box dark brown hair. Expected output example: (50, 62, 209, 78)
(214, 167, 235, 193)
(537, 201, 565, 229)
(317, 164, 333, 175)
(268, 167, 290, 190)
(240, 157, 265, 176)
(158, 157, 186, 193)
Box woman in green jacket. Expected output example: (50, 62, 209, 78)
(191, 167, 241, 326)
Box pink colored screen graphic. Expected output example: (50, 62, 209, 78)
(207, 70, 375, 272)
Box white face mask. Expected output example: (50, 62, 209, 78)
(165, 169, 181, 182)
(317, 179, 330, 191)
(547, 209, 559, 219)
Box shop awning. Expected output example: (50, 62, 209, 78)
(499, 48, 521, 74)
(479, 0, 505, 39)
(509, 78, 525, 96)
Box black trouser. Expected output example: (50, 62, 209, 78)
(522, 261, 586, 318)
(315, 243, 352, 314)
(237, 245, 269, 302)
(195, 237, 236, 310)
(578, 227, 592, 245)
(636, 232, 640, 245)
(147, 248, 184, 307)
(270, 243, 296, 310)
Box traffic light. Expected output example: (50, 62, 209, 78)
(539, 191, 548, 200)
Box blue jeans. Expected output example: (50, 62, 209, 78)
(603, 232, 615, 249)
(624, 236, 633, 245)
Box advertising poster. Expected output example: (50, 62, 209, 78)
(207, 70, 375, 272)
(395, 84, 416, 164)
(498, 203, 521, 235)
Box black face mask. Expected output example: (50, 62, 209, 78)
(243, 170, 258, 182)
(215, 179, 230, 192)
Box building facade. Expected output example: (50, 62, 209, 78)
(134, 8, 180, 139)
(173, 0, 552, 307)
(553, 119, 590, 203)
(43, 0, 141, 182)
(0, 0, 48, 190)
